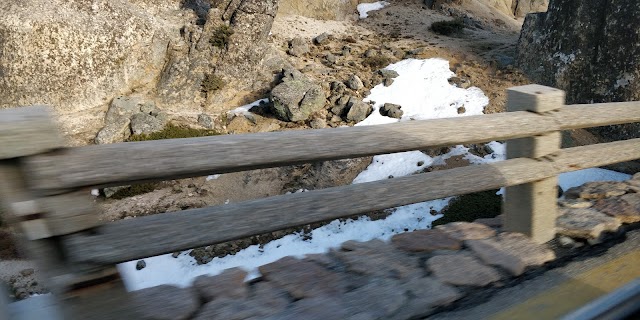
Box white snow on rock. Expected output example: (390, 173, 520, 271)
(357, 1, 390, 19)
(118, 58, 630, 291)
(228, 98, 269, 116)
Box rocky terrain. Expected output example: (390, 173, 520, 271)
(3, 0, 639, 305)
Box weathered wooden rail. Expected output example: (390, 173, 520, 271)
(1, 84, 639, 318)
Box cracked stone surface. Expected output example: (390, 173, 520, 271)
(436, 222, 497, 240)
(556, 208, 622, 239)
(466, 232, 555, 276)
(427, 253, 502, 286)
(593, 193, 640, 223)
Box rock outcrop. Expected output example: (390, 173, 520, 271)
(517, 0, 640, 172)
(270, 69, 326, 122)
(0, 0, 281, 144)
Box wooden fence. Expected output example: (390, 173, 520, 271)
(1, 84, 639, 318)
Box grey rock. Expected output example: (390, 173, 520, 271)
(448, 76, 471, 89)
(466, 232, 555, 276)
(342, 278, 407, 319)
(380, 103, 403, 119)
(193, 298, 271, 320)
(331, 81, 347, 95)
(132, 285, 199, 320)
(334, 239, 422, 280)
(140, 102, 158, 115)
(325, 53, 337, 64)
(558, 199, 593, 209)
(193, 268, 248, 302)
(95, 116, 131, 144)
(364, 49, 377, 58)
(198, 114, 213, 129)
(258, 256, 343, 299)
(392, 277, 461, 319)
(378, 69, 399, 79)
(383, 77, 395, 87)
(346, 74, 364, 90)
(106, 96, 143, 123)
(596, 193, 640, 223)
(341, 46, 352, 56)
(346, 99, 372, 122)
(571, 181, 630, 200)
(391, 229, 462, 253)
(313, 32, 330, 45)
(250, 281, 291, 311)
(102, 185, 129, 198)
(264, 296, 348, 320)
(288, 37, 310, 57)
(556, 207, 622, 239)
(130, 113, 166, 135)
(474, 215, 503, 228)
(310, 118, 327, 129)
(136, 260, 146, 270)
(427, 253, 501, 287)
(270, 72, 326, 122)
(436, 222, 496, 241)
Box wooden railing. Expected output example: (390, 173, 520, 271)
(1, 84, 639, 318)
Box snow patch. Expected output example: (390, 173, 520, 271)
(228, 98, 268, 116)
(357, 1, 390, 19)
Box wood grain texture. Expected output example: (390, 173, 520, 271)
(61, 139, 640, 265)
(26, 111, 557, 193)
(61, 158, 556, 264)
(0, 106, 64, 159)
(556, 102, 640, 129)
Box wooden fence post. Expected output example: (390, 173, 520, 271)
(0, 106, 139, 319)
(503, 85, 565, 243)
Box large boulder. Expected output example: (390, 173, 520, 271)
(270, 69, 326, 122)
(0, 0, 181, 142)
(0, 0, 280, 145)
(517, 0, 640, 172)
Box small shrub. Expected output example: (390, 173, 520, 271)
(362, 56, 392, 69)
(109, 183, 160, 200)
(202, 74, 225, 93)
(430, 19, 464, 36)
(209, 24, 234, 48)
(433, 189, 502, 226)
(127, 124, 221, 142)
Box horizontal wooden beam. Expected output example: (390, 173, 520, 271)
(557, 101, 640, 130)
(23, 103, 640, 194)
(61, 158, 555, 264)
(26, 111, 557, 193)
(60, 139, 640, 265)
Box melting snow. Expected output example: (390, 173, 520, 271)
(357, 1, 390, 19)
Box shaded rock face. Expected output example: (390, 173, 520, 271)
(517, 0, 640, 144)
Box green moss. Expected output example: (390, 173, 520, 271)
(126, 124, 221, 142)
(202, 74, 225, 93)
(109, 183, 160, 200)
(362, 56, 392, 69)
(209, 24, 234, 48)
(433, 189, 502, 226)
(430, 19, 464, 36)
